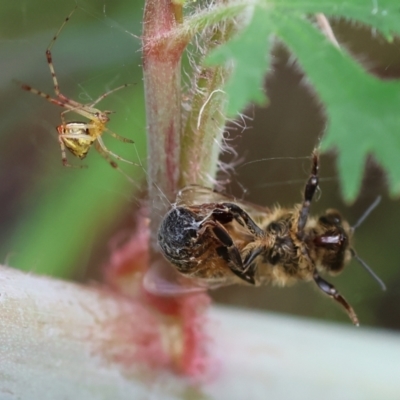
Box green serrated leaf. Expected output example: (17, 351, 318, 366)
(273, 13, 400, 202)
(274, 0, 400, 41)
(202, 0, 400, 200)
(206, 8, 272, 115)
(205, 0, 400, 117)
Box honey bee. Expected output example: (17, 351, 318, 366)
(157, 152, 385, 325)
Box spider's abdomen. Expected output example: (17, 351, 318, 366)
(57, 122, 94, 159)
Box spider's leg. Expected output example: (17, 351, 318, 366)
(18, 81, 76, 109)
(46, 5, 78, 97)
(105, 128, 134, 143)
(60, 134, 92, 140)
(57, 105, 68, 166)
(94, 140, 118, 169)
(60, 109, 71, 127)
(57, 133, 87, 169)
(96, 137, 139, 165)
(18, 78, 91, 117)
(88, 83, 135, 108)
(94, 141, 137, 185)
(61, 103, 99, 121)
(59, 108, 93, 129)
(57, 134, 70, 167)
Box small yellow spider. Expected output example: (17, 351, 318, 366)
(19, 6, 135, 169)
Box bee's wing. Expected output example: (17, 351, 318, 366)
(176, 185, 226, 206)
(176, 185, 271, 222)
(234, 199, 272, 223)
(143, 259, 223, 296)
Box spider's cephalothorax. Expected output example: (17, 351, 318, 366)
(158, 152, 384, 325)
(18, 6, 135, 169)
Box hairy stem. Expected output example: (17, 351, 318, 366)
(180, 18, 236, 187)
(142, 0, 189, 248)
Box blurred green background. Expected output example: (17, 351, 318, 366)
(1, 0, 400, 329)
(0, 0, 146, 278)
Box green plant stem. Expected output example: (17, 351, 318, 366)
(180, 66, 229, 187)
(180, 22, 235, 187)
(142, 0, 248, 264)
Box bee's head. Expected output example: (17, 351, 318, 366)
(314, 209, 352, 274)
(314, 197, 386, 291)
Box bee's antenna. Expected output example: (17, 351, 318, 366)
(351, 196, 382, 231)
(348, 196, 385, 291)
(350, 249, 386, 291)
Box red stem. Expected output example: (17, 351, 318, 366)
(142, 0, 189, 249)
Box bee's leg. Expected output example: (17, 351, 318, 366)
(297, 151, 319, 238)
(243, 247, 263, 271)
(207, 222, 243, 270)
(313, 271, 359, 326)
(200, 221, 256, 285)
(213, 203, 264, 237)
(228, 265, 256, 285)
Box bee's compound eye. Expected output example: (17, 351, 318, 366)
(269, 252, 281, 265)
(318, 216, 329, 225)
(327, 209, 342, 223)
(320, 210, 342, 226)
(267, 222, 280, 234)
